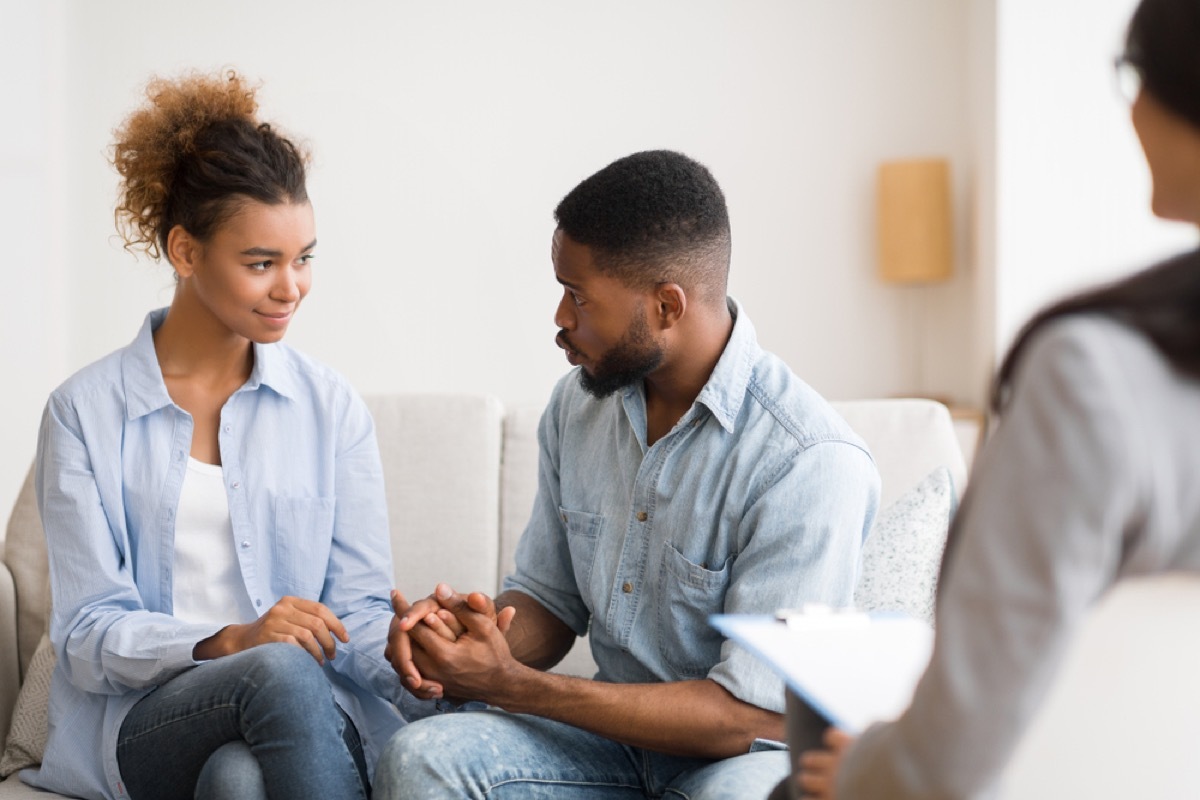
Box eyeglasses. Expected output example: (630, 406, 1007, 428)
(1113, 56, 1142, 104)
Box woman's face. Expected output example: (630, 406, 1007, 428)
(1132, 88, 1200, 225)
(175, 200, 316, 344)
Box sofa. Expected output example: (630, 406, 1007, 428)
(0, 394, 967, 798)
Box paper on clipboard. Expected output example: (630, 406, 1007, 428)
(709, 612, 934, 734)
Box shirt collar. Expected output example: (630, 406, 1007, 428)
(623, 297, 760, 434)
(121, 308, 298, 420)
(692, 297, 760, 433)
(121, 309, 173, 420)
(245, 336, 300, 401)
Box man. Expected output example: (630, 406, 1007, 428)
(376, 150, 880, 799)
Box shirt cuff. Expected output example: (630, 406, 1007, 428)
(707, 639, 787, 714)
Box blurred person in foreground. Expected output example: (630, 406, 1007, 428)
(791, 0, 1200, 797)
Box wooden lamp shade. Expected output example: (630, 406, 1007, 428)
(877, 158, 953, 283)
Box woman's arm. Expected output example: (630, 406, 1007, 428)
(314, 388, 409, 701)
(38, 392, 222, 694)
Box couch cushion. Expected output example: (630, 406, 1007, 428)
(499, 403, 542, 586)
(365, 394, 504, 598)
(853, 466, 954, 624)
(831, 399, 967, 510)
(0, 635, 53, 778)
(2, 466, 48, 681)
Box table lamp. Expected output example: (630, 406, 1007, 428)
(876, 157, 954, 399)
(877, 158, 952, 283)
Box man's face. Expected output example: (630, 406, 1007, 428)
(551, 230, 664, 398)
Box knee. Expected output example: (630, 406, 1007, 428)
(375, 716, 485, 798)
(236, 643, 332, 709)
(242, 642, 323, 682)
(686, 751, 791, 800)
(196, 741, 267, 800)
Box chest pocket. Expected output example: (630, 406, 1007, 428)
(561, 507, 605, 601)
(657, 543, 733, 679)
(273, 496, 335, 598)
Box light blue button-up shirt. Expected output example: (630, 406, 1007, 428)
(504, 300, 880, 717)
(30, 309, 419, 800)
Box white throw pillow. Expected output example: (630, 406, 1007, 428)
(853, 466, 954, 624)
(0, 634, 55, 777)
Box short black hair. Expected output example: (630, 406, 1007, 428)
(554, 150, 731, 302)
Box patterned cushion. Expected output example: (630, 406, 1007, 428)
(0, 634, 55, 776)
(4, 464, 51, 679)
(853, 466, 954, 624)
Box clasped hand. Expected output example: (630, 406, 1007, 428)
(384, 583, 517, 703)
(194, 595, 348, 663)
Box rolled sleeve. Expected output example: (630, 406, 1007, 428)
(709, 439, 879, 712)
(502, 385, 591, 636)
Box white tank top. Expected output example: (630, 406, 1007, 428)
(172, 458, 258, 626)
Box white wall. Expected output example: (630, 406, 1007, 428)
(962, 0, 999, 408)
(5, 1, 1198, 522)
(992, 0, 1198, 357)
(0, 1, 68, 526)
(1, 0, 977, 517)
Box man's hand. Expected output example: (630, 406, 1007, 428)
(405, 589, 519, 704)
(797, 728, 855, 800)
(193, 596, 348, 664)
(385, 584, 514, 698)
(430, 587, 517, 639)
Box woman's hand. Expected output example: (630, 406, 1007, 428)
(797, 728, 856, 800)
(193, 596, 349, 664)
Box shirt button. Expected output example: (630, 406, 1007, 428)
(241, 541, 250, 549)
(223, 425, 231, 434)
(636, 511, 648, 522)
(622, 582, 633, 593)
(231, 481, 240, 490)
(256, 599, 263, 607)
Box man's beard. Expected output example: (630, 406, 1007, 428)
(571, 310, 665, 399)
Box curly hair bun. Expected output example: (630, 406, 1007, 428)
(111, 69, 308, 260)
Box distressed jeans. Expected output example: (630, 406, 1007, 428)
(116, 643, 369, 800)
(373, 708, 788, 800)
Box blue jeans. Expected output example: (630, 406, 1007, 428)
(116, 643, 369, 800)
(373, 709, 788, 800)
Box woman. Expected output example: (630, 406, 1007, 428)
(793, 0, 1200, 797)
(32, 71, 424, 800)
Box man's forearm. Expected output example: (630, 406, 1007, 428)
(485, 665, 784, 759)
(496, 590, 576, 670)
(419, 589, 783, 758)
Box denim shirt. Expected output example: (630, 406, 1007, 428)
(30, 309, 420, 800)
(504, 299, 880, 716)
